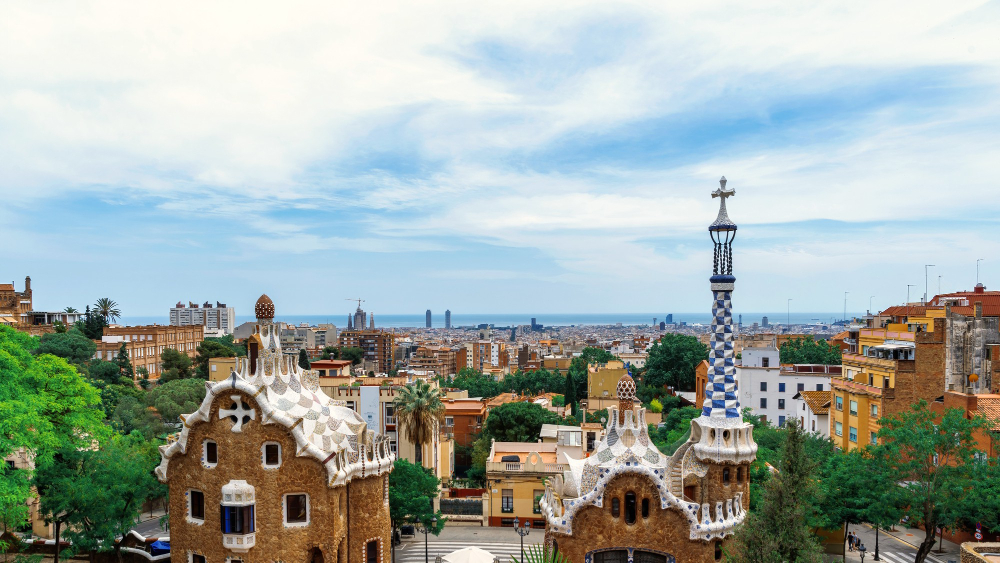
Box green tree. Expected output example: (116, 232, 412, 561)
(34, 432, 166, 562)
(447, 368, 501, 398)
(204, 334, 246, 357)
(388, 459, 445, 542)
(86, 359, 126, 385)
(961, 456, 1000, 533)
(193, 340, 235, 379)
(112, 396, 169, 440)
(481, 401, 562, 443)
(114, 341, 134, 381)
(648, 406, 700, 454)
(644, 334, 707, 391)
(0, 326, 105, 547)
(63, 307, 78, 313)
(320, 346, 339, 360)
(92, 298, 121, 324)
(160, 348, 194, 382)
(818, 449, 881, 562)
(53, 320, 67, 333)
(563, 371, 578, 416)
(298, 349, 311, 370)
(779, 337, 841, 365)
(75, 306, 108, 340)
(34, 328, 96, 365)
(93, 381, 144, 420)
(148, 378, 207, 423)
(341, 347, 364, 366)
(727, 420, 825, 563)
(395, 380, 445, 464)
(874, 401, 990, 563)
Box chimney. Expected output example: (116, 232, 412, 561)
(974, 283, 986, 294)
(24, 276, 30, 292)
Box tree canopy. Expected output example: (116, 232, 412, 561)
(779, 337, 841, 365)
(481, 401, 562, 443)
(34, 328, 96, 365)
(340, 347, 364, 366)
(193, 340, 234, 379)
(160, 348, 194, 382)
(644, 333, 707, 392)
(388, 459, 445, 535)
(148, 378, 207, 423)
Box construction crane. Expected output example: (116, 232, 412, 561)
(345, 298, 365, 309)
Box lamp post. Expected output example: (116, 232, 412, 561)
(858, 543, 867, 562)
(416, 517, 437, 563)
(873, 524, 881, 561)
(513, 517, 531, 563)
(907, 285, 915, 305)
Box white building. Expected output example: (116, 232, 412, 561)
(793, 390, 831, 437)
(736, 346, 833, 427)
(169, 301, 235, 334)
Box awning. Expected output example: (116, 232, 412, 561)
(0, 316, 18, 325)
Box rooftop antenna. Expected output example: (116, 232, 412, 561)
(977, 258, 984, 285)
(924, 265, 935, 304)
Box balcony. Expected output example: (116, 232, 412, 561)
(486, 461, 568, 474)
(842, 353, 898, 370)
(832, 378, 883, 397)
(384, 416, 397, 425)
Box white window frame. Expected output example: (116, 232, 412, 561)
(835, 422, 843, 437)
(445, 416, 454, 427)
(261, 442, 282, 469)
(203, 440, 218, 468)
(283, 493, 310, 527)
(187, 489, 206, 524)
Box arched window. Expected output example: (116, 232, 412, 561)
(641, 498, 650, 519)
(624, 492, 637, 524)
(736, 467, 743, 483)
(715, 541, 723, 560)
(611, 498, 620, 518)
(723, 467, 731, 483)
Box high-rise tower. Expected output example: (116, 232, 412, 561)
(445, 309, 451, 329)
(425, 309, 432, 328)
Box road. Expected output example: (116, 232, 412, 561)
(831, 523, 962, 563)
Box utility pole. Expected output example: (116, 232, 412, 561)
(907, 284, 915, 305)
(844, 291, 849, 323)
(924, 265, 935, 304)
(787, 298, 793, 327)
(938, 275, 942, 295)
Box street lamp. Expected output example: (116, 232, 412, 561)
(858, 543, 867, 562)
(416, 517, 437, 563)
(873, 524, 881, 561)
(513, 517, 531, 563)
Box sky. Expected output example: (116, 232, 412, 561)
(2, 1, 1000, 317)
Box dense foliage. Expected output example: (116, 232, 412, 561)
(644, 333, 708, 391)
(388, 459, 445, 538)
(779, 337, 841, 365)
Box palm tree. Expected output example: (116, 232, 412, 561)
(93, 298, 121, 324)
(63, 306, 78, 313)
(394, 380, 445, 465)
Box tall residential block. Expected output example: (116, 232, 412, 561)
(425, 309, 432, 328)
(445, 309, 451, 329)
(170, 301, 236, 335)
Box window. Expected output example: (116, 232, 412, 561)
(445, 417, 454, 427)
(722, 468, 730, 483)
(797, 383, 804, 392)
(366, 540, 379, 563)
(835, 397, 843, 411)
(501, 489, 513, 513)
(624, 492, 636, 524)
(759, 381, 767, 391)
(284, 494, 309, 526)
(189, 490, 205, 521)
(778, 416, 786, 427)
(778, 383, 786, 393)
(203, 440, 218, 467)
(816, 384, 823, 391)
(715, 541, 724, 560)
(812, 420, 816, 431)
(761, 356, 770, 368)
(5, 460, 15, 471)
(346, 401, 356, 411)
(594, 551, 628, 563)
(611, 497, 620, 518)
(736, 467, 743, 482)
(778, 399, 785, 410)
(262, 443, 281, 468)
(641, 498, 650, 519)
(835, 422, 843, 437)
(849, 427, 858, 443)
(533, 490, 544, 514)
(871, 404, 879, 417)
(760, 398, 767, 409)
(220, 505, 254, 534)
(870, 432, 877, 445)
(849, 400, 858, 416)
(191, 555, 206, 563)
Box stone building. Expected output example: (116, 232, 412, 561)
(95, 324, 204, 381)
(0, 276, 32, 327)
(157, 295, 394, 563)
(540, 178, 757, 563)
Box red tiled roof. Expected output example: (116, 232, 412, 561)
(879, 305, 935, 317)
(928, 290, 1000, 317)
(0, 284, 13, 291)
(976, 396, 1000, 431)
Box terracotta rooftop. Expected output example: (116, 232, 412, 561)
(879, 305, 936, 317)
(930, 287, 1000, 317)
(975, 395, 1000, 431)
(798, 391, 831, 415)
(0, 284, 13, 291)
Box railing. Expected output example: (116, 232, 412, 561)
(842, 353, 898, 369)
(441, 498, 484, 516)
(384, 416, 397, 425)
(486, 462, 568, 473)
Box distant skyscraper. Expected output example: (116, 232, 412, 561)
(426, 309, 432, 328)
(369, 312, 375, 329)
(445, 309, 451, 329)
(659, 321, 666, 330)
(762, 316, 769, 327)
(353, 304, 366, 331)
(531, 317, 537, 330)
(653, 318, 657, 326)
(665, 313, 673, 324)
(347, 314, 353, 330)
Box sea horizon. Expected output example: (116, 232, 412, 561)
(118, 311, 861, 329)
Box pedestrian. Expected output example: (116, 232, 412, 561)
(847, 531, 855, 552)
(854, 535, 862, 551)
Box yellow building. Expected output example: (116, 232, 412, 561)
(586, 359, 628, 410)
(485, 442, 566, 528)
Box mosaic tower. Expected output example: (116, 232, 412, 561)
(704, 176, 739, 418)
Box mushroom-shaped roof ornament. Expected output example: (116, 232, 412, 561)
(254, 294, 275, 320)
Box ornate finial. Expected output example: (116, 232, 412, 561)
(254, 294, 275, 320)
(616, 371, 637, 424)
(719, 176, 727, 189)
(710, 176, 736, 231)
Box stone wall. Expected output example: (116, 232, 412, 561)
(546, 473, 728, 563)
(961, 542, 1000, 562)
(167, 389, 390, 563)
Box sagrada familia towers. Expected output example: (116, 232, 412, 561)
(541, 178, 758, 563)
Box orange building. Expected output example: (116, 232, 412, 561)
(95, 324, 204, 381)
(338, 329, 396, 374)
(442, 398, 486, 470)
(0, 276, 32, 327)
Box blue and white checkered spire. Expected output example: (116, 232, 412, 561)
(703, 177, 740, 418)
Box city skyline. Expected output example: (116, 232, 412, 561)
(2, 2, 999, 314)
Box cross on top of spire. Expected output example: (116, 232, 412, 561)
(709, 176, 737, 231)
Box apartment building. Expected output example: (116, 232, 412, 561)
(408, 345, 463, 377)
(0, 276, 32, 327)
(470, 340, 508, 372)
(169, 301, 235, 335)
(443, 397, 486, 470)
(485, 442, 565, 527)
(338, 329, 396, 374)
(95, 324, 204, 380)
(586, 359, 628, 410)
(735, 347, 834, 427)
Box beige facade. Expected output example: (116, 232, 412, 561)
(96, 324, 204, 381)
(0, 276, 32, 327)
